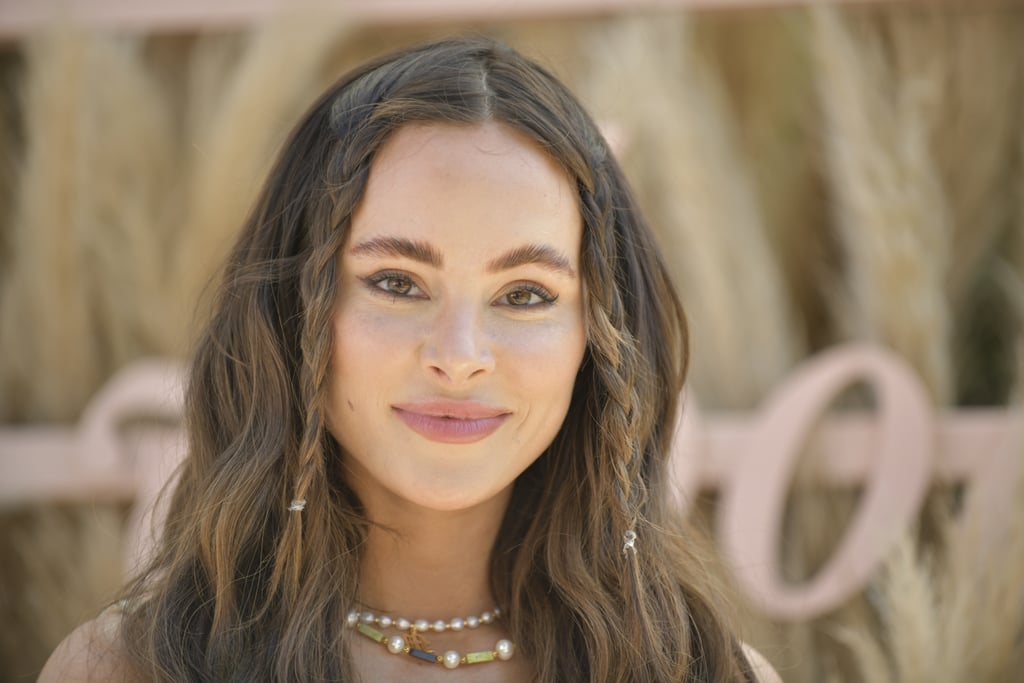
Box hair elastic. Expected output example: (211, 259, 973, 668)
(622, 530, 637, 556)
(288, 498, 307, 512)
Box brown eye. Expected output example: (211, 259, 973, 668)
(362, 272, 424, 299)
(385, 276, 412, 295)
(499, 284, 555, 307)
(506, 289, 534, 306)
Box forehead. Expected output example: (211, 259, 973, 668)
(348, 121, 582, 257)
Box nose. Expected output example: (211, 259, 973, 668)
(421, 299, 495, 384)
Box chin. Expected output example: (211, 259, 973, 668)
(397, 478, 512, 514)
(408, 492, 493, 513)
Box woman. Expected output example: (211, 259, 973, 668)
(42, 37, 780, 682)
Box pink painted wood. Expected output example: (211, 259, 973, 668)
(717, 344, 934, 620)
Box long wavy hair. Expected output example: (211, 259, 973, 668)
(120, 37, 756, 682)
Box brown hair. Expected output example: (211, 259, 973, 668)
(120, 36, 756, 682)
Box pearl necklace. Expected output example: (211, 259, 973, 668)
(346, 607, 515, 670)
(347, 607, 501, 633)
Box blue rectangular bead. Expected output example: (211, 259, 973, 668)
(408, 648, 439, 664)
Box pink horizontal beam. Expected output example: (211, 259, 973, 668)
(0, 0, 929, 40)
(696, 409, 1010, 489)
(0, 408, 1012, 508)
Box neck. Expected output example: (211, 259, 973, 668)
(356, 487, 511, 619)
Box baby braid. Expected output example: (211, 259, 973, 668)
(581, 166, 649, 538)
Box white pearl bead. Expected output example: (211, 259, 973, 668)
(496, 639, 515, 661)
(433, 619, 447, 632)
(387, 635, 406, 654)
(414, 619, 430, 632)
(360, 612, 375, 623)
(481, 611, 494, 624)
(450, 618, 465, 631)
(346, 611, 359, 627)
(396, 618, 411, 630)
(442, 650, 461, 669)
(466, 616, 480, 628)
(378, 615, 392, 628)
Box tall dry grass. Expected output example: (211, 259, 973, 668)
(0, 53, 18, 272)
(162, 18, 350, 352)
(812, 6, 954, 405)
(579, 14, 802, 411)
(0, 27, 173, 422)
(891, 9, 1023, 407)
(897, 11, 1023, 310)
(833, 441, 1024, 683)
(697, 13, 834, 350)
(0, 506, 125, 681)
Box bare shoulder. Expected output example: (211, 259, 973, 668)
(38, 606, 140, 683)
(741, 642, 784, 683)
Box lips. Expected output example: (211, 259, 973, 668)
(392, 401, 511, 444)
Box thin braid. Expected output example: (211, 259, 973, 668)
(274, 187, 349, 597)
(581, 172, 646, 526)
(582, 160, 669, 680)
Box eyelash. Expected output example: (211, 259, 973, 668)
(359, 272, 557, 308)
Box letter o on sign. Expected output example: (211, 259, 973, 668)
(718, 344, 934, 621)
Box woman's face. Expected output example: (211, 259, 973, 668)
(327, 121, 587, 514)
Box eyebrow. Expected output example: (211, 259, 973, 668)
(349, 236, 576, 278)
(486, 244, 577, 278)
(348, 236, 443, 267)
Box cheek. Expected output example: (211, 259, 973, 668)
(328, 309, 416, 424)
(333, 308, 421, 368)
(494, 316, 586, 394)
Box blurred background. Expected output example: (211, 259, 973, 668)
(0, 0, 1023, 681)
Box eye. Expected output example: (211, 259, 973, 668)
(361, 272, 424, 299)
(498, 284, 557, 308)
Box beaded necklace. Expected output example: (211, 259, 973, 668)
(346, 607, 515, 670)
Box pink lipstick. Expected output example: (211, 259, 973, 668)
(392, 401, 510, 444)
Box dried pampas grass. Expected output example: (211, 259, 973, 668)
(163, 18, 351, 352)
(580, 14, 801, 410)
(0, 53, 18, 271)
(697, 13, 833, 349)
(0, 27, 102, 422)
(890, 9, 1023, 408)
(0, 28, 172, 422)
(899, 10, 1024, 309)
(0, 505, 126, 681)
(812, 6, 954, 404)
(836, 456, 1024, 683)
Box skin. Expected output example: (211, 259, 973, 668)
(328, 121, 586, 681)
